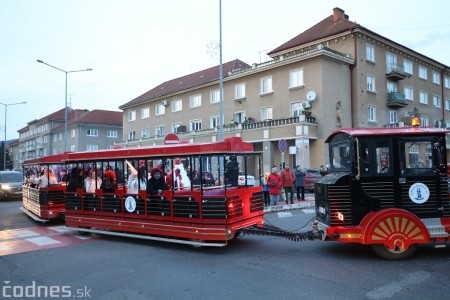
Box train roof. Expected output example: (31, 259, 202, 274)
(65, 136, 256, 162)
(325, 127, 450, 143)
(23, 152, 72, 166)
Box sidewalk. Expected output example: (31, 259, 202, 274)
(263, 193, 315, 213)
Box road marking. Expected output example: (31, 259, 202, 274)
(277, 212, 293, 218)
(26, 236, 61, 246)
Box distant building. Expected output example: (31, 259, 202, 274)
(15, 108, 123, 167)
(117, 7, 449, 170)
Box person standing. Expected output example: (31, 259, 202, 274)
(260, 172, 270, 207)
(280, 164, 295, 204)
(294, 165, 305, 201)
(267, 167, 282, 206)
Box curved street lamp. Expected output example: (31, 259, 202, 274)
(37, 59, 93, 152)
(0, 101, 27, 170)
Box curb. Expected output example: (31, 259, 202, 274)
(264, 196, 315, 213)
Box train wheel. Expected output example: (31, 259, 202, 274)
(372, 243, 417, 260)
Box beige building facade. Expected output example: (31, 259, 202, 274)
(118, 8, 450, 174)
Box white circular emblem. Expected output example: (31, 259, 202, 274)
(125, 196, 136, 212)
(408, 183, 430, 204)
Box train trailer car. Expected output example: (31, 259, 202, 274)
(63, 136, 264, 247)
(313, 121, 450, 259)
(21, 153, 70, 222)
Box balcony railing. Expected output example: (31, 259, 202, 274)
(387, 92, 408, 108)
(386, 64, 410, 81)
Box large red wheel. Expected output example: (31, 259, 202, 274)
(360, 209, 429, 260)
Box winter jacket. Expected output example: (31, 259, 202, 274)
(294, 169, 305, 187)
(267, 173, 282, 195)
(280, 169, 295, 187)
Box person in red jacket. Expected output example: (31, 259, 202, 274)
(267, 167, 282, 206)
(280, 163, 295, 204)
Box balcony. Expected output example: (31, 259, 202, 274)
(386, 64, 410, 81)
(387, 92, 408, 108)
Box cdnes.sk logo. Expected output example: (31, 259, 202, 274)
(2, 281, 91, 298)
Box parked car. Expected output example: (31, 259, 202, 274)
(238, 171, 255, 186)
(0, 171, 23, 200)
(304, 169, 322, 191)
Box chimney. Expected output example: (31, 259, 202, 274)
(332, 7, 347, 22)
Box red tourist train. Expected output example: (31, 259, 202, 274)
(21, 122, 450, 259)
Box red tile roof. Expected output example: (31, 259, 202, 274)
(119, 59, 250, 109)
(268, 7, 358, 56)
(68, 109, 122, 126)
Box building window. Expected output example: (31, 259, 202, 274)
(289, 69, 303, 88)
(403, 59, 413, 74)
(87, 129, 98, 137)
(155, 104, 165, 116)
(368, 105, 376, 122)
(291, 102, 302, 117)
(419, 65, 427, 80)
(190, 119, 202, 131)
(155, 125, 165, 137)
(172, 99, 182, 112)
(260, 76, 273, 94)
(70, 145, 75, 151)
(404, 86, 414, 101)
(189, 94, 201, 108)
(210, 89, 220, 104)
(433, 95, 441, 108)
(128, 110, 136, 122)
(141, 107, 150, 119)
(420, 116, 429, 126)
(447, 121, 450, 129)
(107, 130, 118, 138)
(141, 128, 149, 138)
(234, 83, 246, 100)
(432, 71, 440, 85)
(71, 129, 76, 137)
(128, 131, 136, 140)
(53, 135, 57, 142)
(261, 107, 273, 121)
(445, 77, 450, 89)
(367, 74, 376, 92)
(59, 133, 63, 140)
(366, 44, 375, 62)
(210, 115, 220, 129)
(389, 110, 397, 124)
(86, 144, 98, 151)
(387, 81, 397, 93)
(171, 123, 182, 133)
(43, 136, 48, 143)
(386, 52, 397, 72)
(445, 98, 450, 110)
(419, 91, 428, 104)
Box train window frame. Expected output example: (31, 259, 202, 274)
(330, 140, 352, 171)
(374, 140, 392, 176)
(398, 137, 434, 176)
(358, 138, 372, 177)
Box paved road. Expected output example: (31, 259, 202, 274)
(1, 199, 449, 300)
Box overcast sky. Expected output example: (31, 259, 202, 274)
(1, 0, 449, 140)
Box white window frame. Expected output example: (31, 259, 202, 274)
(172, 99, 182, 112)
(403, 59, 413, 74)
(433, 95, 441, 108)
(155, 104, 165, 116)
(189, 94, 202, 108)
(233, 111, 246, 124)
(432, 71, 440, 85)
(367, 74, 376, 92)
(389, 110, 397, 124)
(419, 91, 428, 104)
(210, 115, 220, 129)
(386, 52, 397, 72)
(87, 129, 98, 137)
(419, 65, 427, 80)
(368, 105, 376, 122)
(43, 136, 48, 143)
(404, 86, 413, 101)
(387, 81, 397, 93)
(261, 107, 273, 121)
(141, 128, 149, 138)
(71, 129, 76, 137)
(107, 130, 118, 138)
(171, 123, 182, 133)
(128, 110, 136, 122)
(141, 107, 150, 119)
(234, 83, 246, 100)
(86, 144, 99, 151)
(366, 44, 375, 62)
(289, 69, 304, 88)
(190, 119, 202, 131)
(155, 125, 165, 137)
(128, 131, 136, 140)
(445, 98, 450, 110)
(420, 116, 429, 126)
(291, 102, 302, 117)
(445, 77, 450, 89)
(260, 76, 273, 95)
(210, 89, 220, 104)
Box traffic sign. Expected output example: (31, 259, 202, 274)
(164, 133, 180, 144)
(278, 139, 287, 153)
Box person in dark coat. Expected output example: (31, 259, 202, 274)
(294, 165, 305, 201)
(224, 156, 239, 186)
(67, 167, 83, 192)
(146, 168, 168, 194)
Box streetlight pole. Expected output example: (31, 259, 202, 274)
(37, 59, 92, 152)
(0, 101, 26, 170)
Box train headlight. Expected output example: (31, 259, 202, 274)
(337, 212, 344, 222)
